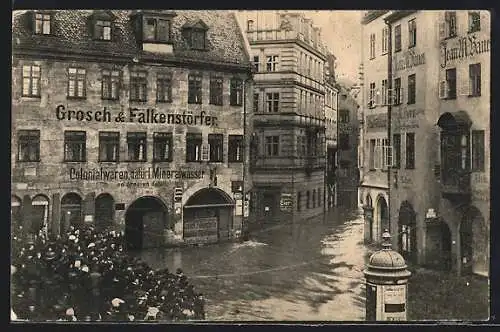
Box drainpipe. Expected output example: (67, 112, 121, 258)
(242, 75, 252, 238)
(385, 18, 393, 243)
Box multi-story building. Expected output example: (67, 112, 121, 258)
(324, 53, 338, 209)
(359, 10, 392, 244)
(244, 11, 328, 224)
(11, 10, 253, 249)
(337, 84, 360, 208)
(360, 10, 490, 277)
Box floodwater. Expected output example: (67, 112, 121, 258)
(138, 207, 369, 321)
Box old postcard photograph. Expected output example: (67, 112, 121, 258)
(10, 9, 490, 322)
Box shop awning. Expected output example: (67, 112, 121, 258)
(437, 111, 472, 129)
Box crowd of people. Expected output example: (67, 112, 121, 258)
(11, 224, 205, 322)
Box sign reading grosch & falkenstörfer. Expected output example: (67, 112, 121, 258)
(440, 34, 490, 68)
(56, 105, 219, 127)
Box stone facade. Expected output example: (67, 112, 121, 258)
(11, 10, 253, 248)
(244, 11, 329, 224)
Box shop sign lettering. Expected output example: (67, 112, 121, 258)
(56, 105, 218, 127)
(393, 50, 426, 72)
(69, 167, 205, 181)
(440, 34, 490, 68)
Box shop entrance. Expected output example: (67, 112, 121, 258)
(398, 201, 417, 264)
(183, 188, 234, 245)
(95, 193, 115, 230)
(125, 196, 167, 250)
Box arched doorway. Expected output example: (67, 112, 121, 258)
(364, 194, 374, 242)
(398, 201, 417, 264)
(95, 193, 115, 230)
(125, 196, 167, 250)
(441, 221, 452, 271)
(183, 188, 234, 244)
(11, 195, 22, 232)
(460, 206, 488, 276)
(61, 193, 82, 234)
(376, 196, 388, 242)
(32, 195, 49, 235)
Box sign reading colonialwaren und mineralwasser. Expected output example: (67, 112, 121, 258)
(56, 105, 220, 127)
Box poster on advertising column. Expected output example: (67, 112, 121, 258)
(279, 193, 293, 212)
(382, 285, 407, 321)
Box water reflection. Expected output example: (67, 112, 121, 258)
(138, 207, 368, 321)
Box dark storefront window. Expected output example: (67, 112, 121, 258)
(127, 132, 147, 162)
(446, 68, 457, 99)
(405, 133, 415, 169)
(230, 78, 243, 106)
(99, 131, 119, 162)
(188, 73, 203, 104)
(186, 133, 202, 162)
(153, 132, 173, 162)
(18, 130, 40, 162)
(64, 131, 86, 162)
(157, 73, 172, 102)
(228, 135, 243, 162)
(209, 76, 223, 105)
(102, 69, 120, 100)
(130, 71, 147, 102)
(469, 63, 481, 97)
(472, 130, 485, 171)
(208, 134, 223, 162)
(407, 74, 416, 104)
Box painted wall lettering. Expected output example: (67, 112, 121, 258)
(393, 50, 426, 72)
(440, 34, 490, 68)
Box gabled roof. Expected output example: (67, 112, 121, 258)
(12, 10, 251, 67)
(182, 19, 208, 30)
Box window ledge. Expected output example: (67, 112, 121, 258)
(188, 101, 203, 105)
(17, 160, 41, 163)
(64, 160, 87, 163)
(127, 160, 148, 163)
(21, 96, 41, 100)
(468, 29, 481, 34)
(152, 160, 173, 163)
(67, 96, 87, 100)
(468, 94, 481, 98)
(157, 100, 173, 103)
(444, 35, 458, 41)
(98, 160, 120, 163)
(130, 99, 148, 103)
(101, 98, 120, 101)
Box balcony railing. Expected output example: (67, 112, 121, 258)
(251, 155, 326, 171)
(441, 168, 471, 198)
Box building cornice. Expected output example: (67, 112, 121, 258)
(384, 10, 419, 24)
(362, 10, 390, 25)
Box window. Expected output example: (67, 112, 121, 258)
(153, 132, 173, 162)
(143, 17, 171, 42)
(394, 24, 402, 52)
(155, 72, 172, 103)
(460, 134, 469, 170)
(254, 93, 259, 112)
(99, 132, 119, 162)
(129, 71, 147, 102)
(102, 69, 120, 100)
(472, 130, 485, 171)
(407, 74, 416, 104)
(369, 139, 376, 170)
(64, 131, 86, 162)
(408, 19, 417, 48)
(339, 133, 350, 150)
(297, 192, 301, 211)
(312, 189, 316, 208)
(188, 73, 202, 104)
(445, 11, 457, 38)
(381, 79, 388, 105)
(247, 20, 254, 31)
(381, 138, 389, 169)
(253, 56, 259, 72)
(468, 11, 481, 33)
(445, 68, 457, 99)
(186, 29, 206, 49)
(266, 93, 279, 112)
(35, 12, 51, 35)
(374, 139, 382, 169)
(339, 109, 349, 123)
(299, 136, 307, 156)
(67, 68, 86, 98)
(22, 65, 41, 97)
(394, 78, 402, 105)
(469, 63, 481, 97)
(95, 20, 112, 40)
(369, 33, 376, 59)
(265, 136, 279, 156)
(393, 134, 401, 168)
(405, 133, 415, 169)
(369, 82, 376, 107)
(209, 76, 223, 105)
(186, 133, 202, 162)
(17, 130, 40, 162)
(306, 191, 310, 209)
(208, 134, 223, 162)
(127, 132, 147, 162)
(266, 55, 279, 72)
(230, 78, 243, 106)
(228, 135, 243, 162)
(382, 27, 389, 54)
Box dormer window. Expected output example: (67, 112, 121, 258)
(182, 19, 209, 50)
(34, 12, 52, 35)
(90, 11, 116, 41)
(144, 17, 171, 43)
(95, 20, 112, 40)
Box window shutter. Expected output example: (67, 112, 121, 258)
(133, 13, 143, 43)
(439, 80, 447, 99)
(385, 146, 393, 168)
(374, 146, 381, 169)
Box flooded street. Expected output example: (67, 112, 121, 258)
(137, 207, 368, 321)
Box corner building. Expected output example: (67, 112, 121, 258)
(11, 10, 253, 248)
(244, 11, 328, 224)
